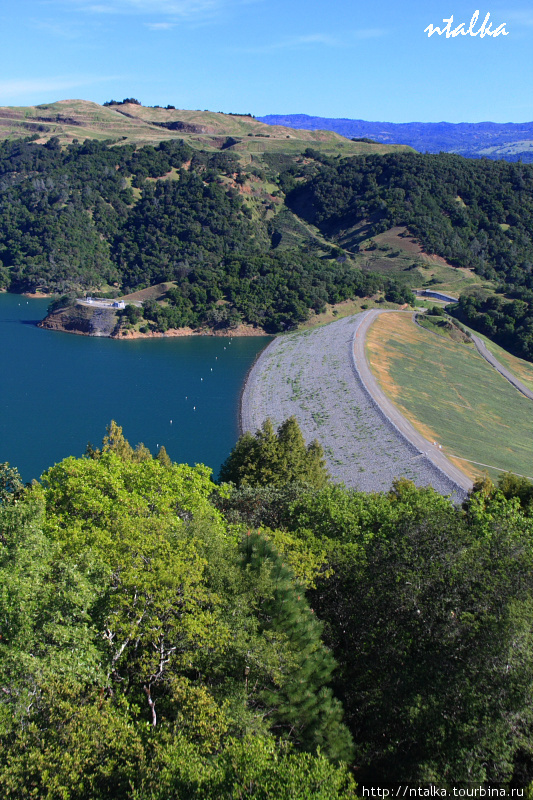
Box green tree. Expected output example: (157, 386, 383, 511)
(219, 417, 329, 489)
(140, 733, 357, 800)
(0, 462, 24, 506)
(0, 493, 105, 741)
(308, 485, 533, 785)
(241, 531, 353, 762)
(155, 444, 173, 467)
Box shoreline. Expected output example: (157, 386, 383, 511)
(38, 311, 271, 339)
(239, 337, 277, 435)
(114, 323, 270, 340)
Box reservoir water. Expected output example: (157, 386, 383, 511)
(0, 293, 270, 482)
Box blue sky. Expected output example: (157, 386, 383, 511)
(0, 0, 531, 122)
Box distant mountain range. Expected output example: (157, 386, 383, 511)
(257, 115, 533, 162)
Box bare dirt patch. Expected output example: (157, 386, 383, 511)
(120, 283, 176, 303)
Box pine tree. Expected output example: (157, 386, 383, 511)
(219, 418, 329, 489)
(254, 418, 281, 484)
(218, 431, 259, 486)
(101, 421, 135, 461)
(155, 445, 172, 468)
(241, 532, 353, 762)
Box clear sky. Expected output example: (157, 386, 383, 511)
(0, 0, 531, 123)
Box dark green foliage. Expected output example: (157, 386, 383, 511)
(0, 137, 192, 292)
(0, 137, 410, 330)
(222, 478, 533, 785)
(214, 481, 314, 530)
(451, 292, 533, 361)
(6, 429, 533, 790)
(241, 531, 353, 762)
(498, 472, 533, 509)
(288, 152, 533, 287)
(219, 417, 329, 488)
(286, 150, 533, 357)
(103, 97, 141, 106)
(299, 483, 533, 786)
(0, 432, 355, 796)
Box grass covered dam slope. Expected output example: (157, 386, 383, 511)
(365, 312, 533, 482)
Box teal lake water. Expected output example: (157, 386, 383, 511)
(0, 294, 269, 482)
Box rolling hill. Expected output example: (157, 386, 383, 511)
(0, 100, 411, 160)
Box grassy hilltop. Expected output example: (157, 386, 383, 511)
(0, 99, 411, 159)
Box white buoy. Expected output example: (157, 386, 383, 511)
(193, 406, 196, 410)
(170, 420, 172, 424)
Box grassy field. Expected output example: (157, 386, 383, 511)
(365, 312, 533, 482)
(298, 297, 405, 330)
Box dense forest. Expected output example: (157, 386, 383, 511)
(451, 291, 533, 361)
(288, 152, 533, 286)
(0, 137, 408, 333)
(2, 420, 533, 797)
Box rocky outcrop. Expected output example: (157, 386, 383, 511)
(39, 303, 119, 337)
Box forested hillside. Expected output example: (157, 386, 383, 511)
(285, 151, 533, 358)
(0, 137, 409, 332)
(2, 136, 533, 344)
(2, 422, 533, 794)
(287, 152, 533, 284)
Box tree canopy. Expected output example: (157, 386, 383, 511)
(219, 417, 329, 488)
(3, 421, 533, 792)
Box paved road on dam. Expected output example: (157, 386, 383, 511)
(470, 334, 533, 402)
(241, 311, 471, 501)
(353, 310, 472, 493)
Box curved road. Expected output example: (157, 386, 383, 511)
(353, 310, 473, 493)
(470, 334, 533, 401)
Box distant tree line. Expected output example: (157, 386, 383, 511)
(103, 98, 142, 106)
